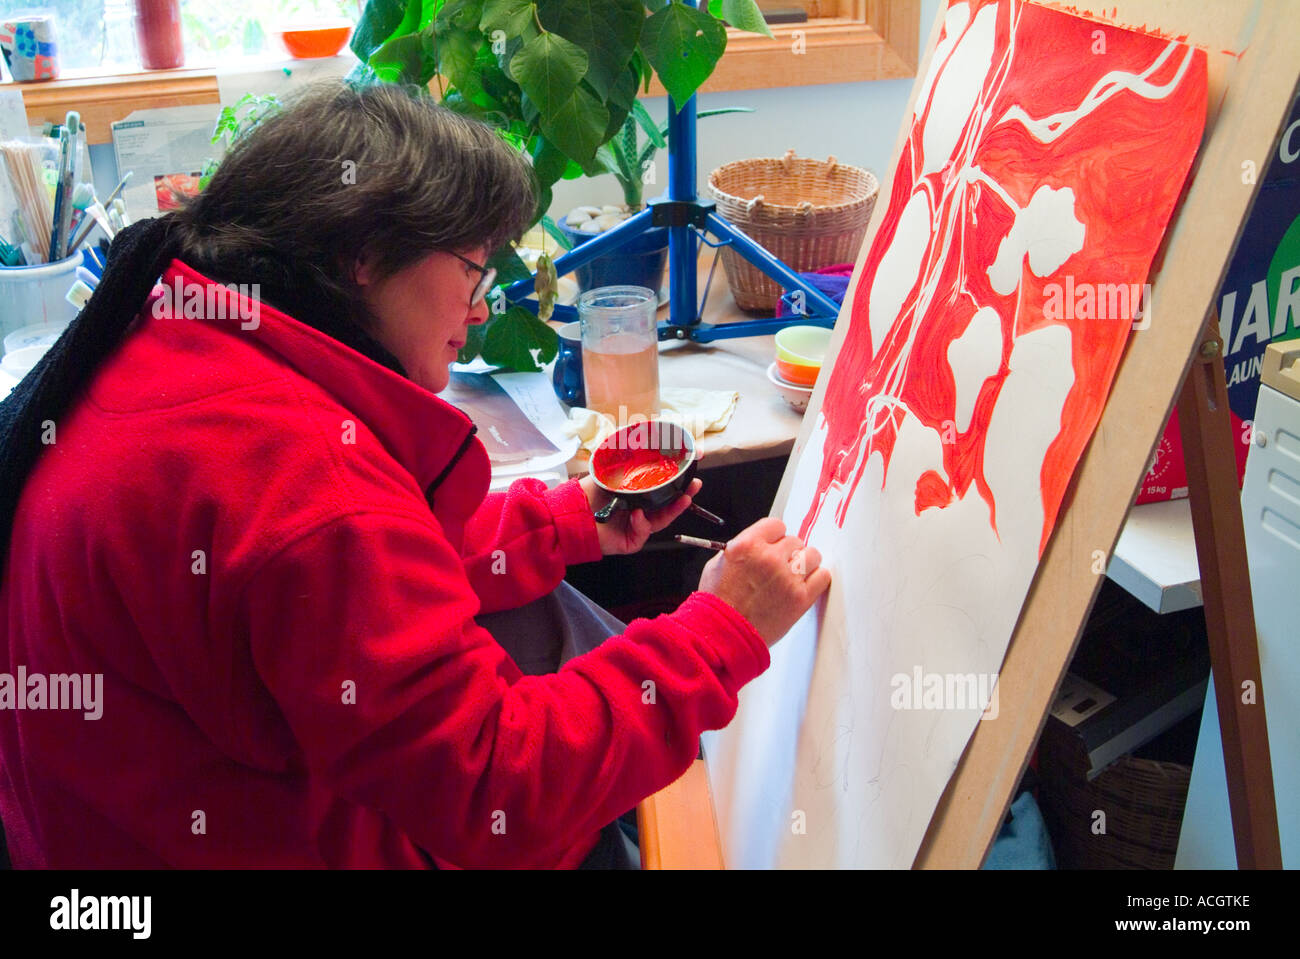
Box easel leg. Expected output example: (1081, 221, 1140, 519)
(1175, 314, 1282, 869)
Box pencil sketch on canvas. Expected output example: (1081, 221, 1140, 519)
(703, 0, 1207, 868)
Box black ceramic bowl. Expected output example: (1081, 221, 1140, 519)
(590, 421, 697, 524)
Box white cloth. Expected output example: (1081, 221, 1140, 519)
(563, 386, 739, 456)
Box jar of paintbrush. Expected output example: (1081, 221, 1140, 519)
(0, 113, 120, 341)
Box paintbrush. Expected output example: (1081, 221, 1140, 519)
(48, 111, 80, 261)
(687, 502, 725, 525)
(102, 170, 132, 209)
(66, 183, 115, 252)
(674, 534, 729, 551)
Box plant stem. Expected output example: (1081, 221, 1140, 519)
(622, 177, 643, 210)
(532, 3, 545, 35)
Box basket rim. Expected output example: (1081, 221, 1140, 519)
(708, 157, 879, 214)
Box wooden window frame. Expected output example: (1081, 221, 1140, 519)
(644, 0, 919, 97)
(4, 0, 918, 146)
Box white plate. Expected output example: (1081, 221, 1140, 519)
(766, 361, 813, 413)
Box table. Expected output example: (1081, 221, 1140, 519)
(1108, 499, 1202, 614)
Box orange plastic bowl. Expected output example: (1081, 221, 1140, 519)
(279, 23, 352, 59)
(776, 357, 819, 386)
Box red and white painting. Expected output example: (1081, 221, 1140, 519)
(704, 0, 1207, 868)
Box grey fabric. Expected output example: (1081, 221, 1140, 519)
(475, 581, 640, 869)
(476, 580, 629, 675)
(578, 820, 641, 870)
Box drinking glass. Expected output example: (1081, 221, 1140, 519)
(579, 285, 660, 424)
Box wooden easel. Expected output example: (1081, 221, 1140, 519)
(635, 0, 1295, 870)
(635, 320, 1282, 870)
(1172, 316, 1281, 869)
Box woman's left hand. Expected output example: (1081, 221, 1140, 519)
(580, 475, 704, 556)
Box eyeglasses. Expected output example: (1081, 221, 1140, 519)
(447, 251, 497, 308)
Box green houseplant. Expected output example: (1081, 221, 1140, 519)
(559, 103, 753, 294)
(199, 93, 284, 192)
(347, 0, 772, 372)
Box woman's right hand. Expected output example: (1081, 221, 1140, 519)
(698, 517, 831, 646)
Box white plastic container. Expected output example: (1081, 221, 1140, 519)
(4, 321, 67, 356)
(0, 344, 48, 381)
(0, 253, 82, 341)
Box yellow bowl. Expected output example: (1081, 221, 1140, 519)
(774, 325, 833, 366)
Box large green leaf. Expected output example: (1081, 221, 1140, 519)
(369, 32, 433, 84)
(536, 0, 644, 100)
(530, 135, 570, 190)
(639, 2, 727, 107)
(709, 0, 773, 38)
(480, 0, 535, 35)
(351, 0, 420, 63)
(607, 60, 640, 112)
(508, 32, 588, 119)
(435, 0, 484, 31)
(487, 244, 534, 285)
(428, 24, 484, 98)
(482, 305, 559, 371)
(534, 182, 553, 224)
(539, 84, 609, 166)
(601, 68, 637, 144)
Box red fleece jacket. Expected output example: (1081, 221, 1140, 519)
(0, 260, 769, 868)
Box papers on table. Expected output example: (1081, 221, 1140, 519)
(439, 369, 578, 482)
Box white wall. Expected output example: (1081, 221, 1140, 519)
(548, 0, 940, 218)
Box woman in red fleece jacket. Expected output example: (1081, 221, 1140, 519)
(0, 81, 829, 869)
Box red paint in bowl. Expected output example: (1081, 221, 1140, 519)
(594, 447, 682, 491)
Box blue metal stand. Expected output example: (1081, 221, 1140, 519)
(502, 2, 842, 343)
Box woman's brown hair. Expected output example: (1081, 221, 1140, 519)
(175, 79, 538, 333)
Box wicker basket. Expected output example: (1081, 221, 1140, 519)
(707, 150, 878, 312)
(1039, 751, 1192, 869)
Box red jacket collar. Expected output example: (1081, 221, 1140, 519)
(155, 260, 489, 499)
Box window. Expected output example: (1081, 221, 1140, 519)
(4, 0, 916, 145)
(0, 0, 360, 73)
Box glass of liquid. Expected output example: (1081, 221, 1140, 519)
(579, 285, 660, 426)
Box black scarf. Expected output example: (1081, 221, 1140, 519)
(0, 216, 404, 570)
